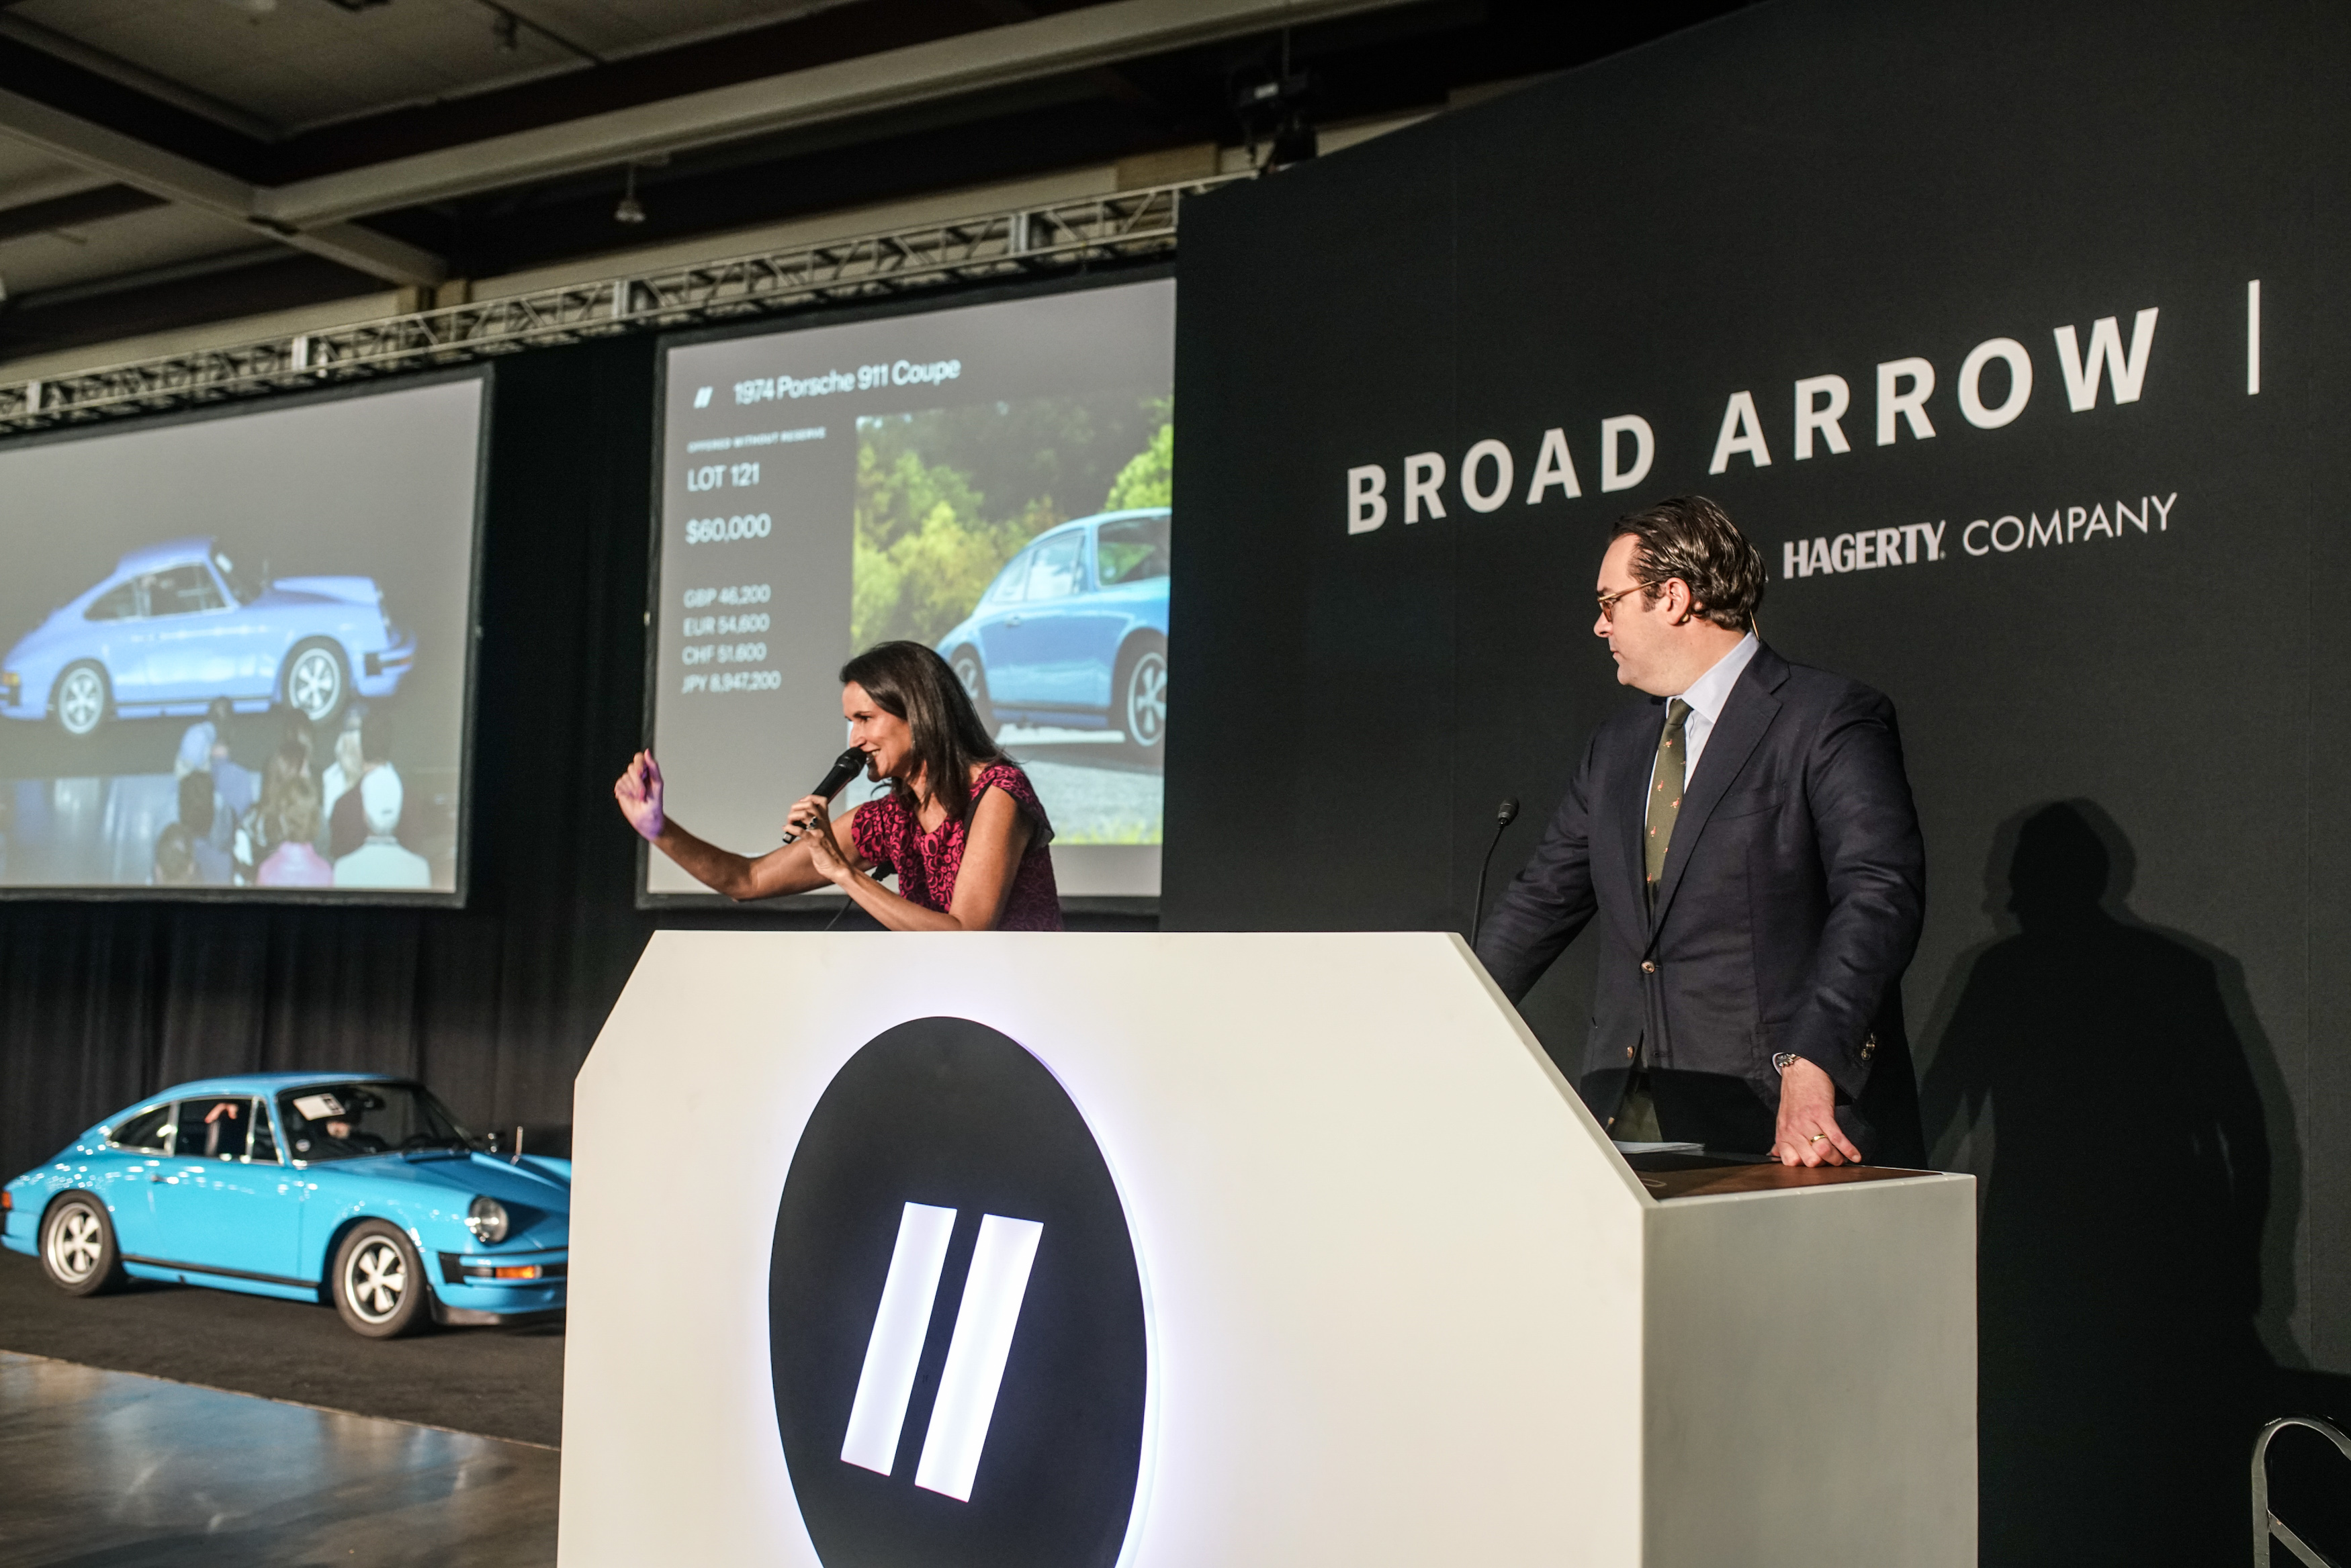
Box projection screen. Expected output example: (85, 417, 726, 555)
(0, 371, 488, 901)
(646, 276, 1174, 905)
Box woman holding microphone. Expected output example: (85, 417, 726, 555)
(613, 641, 1061, 931)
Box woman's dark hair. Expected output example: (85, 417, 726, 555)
(1609, 494, 1764, 631)
(839, 641, 1007, 823)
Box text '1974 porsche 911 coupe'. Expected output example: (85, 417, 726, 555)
(1, 1073, 566, 1338)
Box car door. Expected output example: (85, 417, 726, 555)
(93, 1102, 175, 1256)
(968, 546, 1032, 702)
(140, 564, 243, 703)
(79, 578, 152, 706)
(146, 1095, 304, 1281)
(987, 531, 1085, 708)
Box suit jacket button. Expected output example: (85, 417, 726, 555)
(1625, 1046, 1635, 1059)
(1640, 960, 1656, 973)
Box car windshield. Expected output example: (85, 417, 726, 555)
(1096, 514, 1171, 585)
(211, 549, 264, 606)
(279, 1082, 478, 1162)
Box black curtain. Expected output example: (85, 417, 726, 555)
(0, 336, 662, 1176)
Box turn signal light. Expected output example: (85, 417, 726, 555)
(490, 1264, 540, 1280)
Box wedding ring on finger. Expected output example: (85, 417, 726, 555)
(1808, 1133, 1828, 1144)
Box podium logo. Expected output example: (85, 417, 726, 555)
(841, 1203, 1042, 1501)
(771, 1017, 1147, 1568)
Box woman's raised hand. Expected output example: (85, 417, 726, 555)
(614, 750, 666, 841)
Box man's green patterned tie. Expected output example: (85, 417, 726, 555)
(1645, 698, 1692, 893)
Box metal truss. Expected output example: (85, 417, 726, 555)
(0, 173, 1245, 435)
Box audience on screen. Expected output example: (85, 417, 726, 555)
(234, 739, 314, 882)
(176, 698, 259, 854)
(329, 705, 414, 860)
(321, 704, 365, 827)
(150, 823, 199, 886)
(334, 769, 430, 888)
(258, 776, 332, 888)
(175, 769, 232, 886)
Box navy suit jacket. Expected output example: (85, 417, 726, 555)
(1475, 643, 1928, 1163)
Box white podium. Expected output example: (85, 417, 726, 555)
(560, 932, 1974, 1567)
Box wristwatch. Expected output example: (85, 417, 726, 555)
(1772, 1052, 1802, 1074)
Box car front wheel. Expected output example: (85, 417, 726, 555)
(283, 641, 347, 725)
(1118, 641, 1167, 750)
(40, 1193, 126, 1296)
(332, 1221, 429, 1338)
(54, 663, 108, 737)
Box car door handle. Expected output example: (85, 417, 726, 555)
(1006, 616, 1022, 627)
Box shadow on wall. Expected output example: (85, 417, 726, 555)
(1916, 799, 2334, 1566)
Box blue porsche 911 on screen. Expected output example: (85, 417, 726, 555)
(934, 507, 1169, 749)
(0, 538, 414, 736)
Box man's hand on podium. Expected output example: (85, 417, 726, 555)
(1771, 1056, 1861, 1167)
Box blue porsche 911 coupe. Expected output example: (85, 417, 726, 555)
(0, 538, 414, 736)
(935, 508, 1169, 749)
(1, 1073, 567, 1338)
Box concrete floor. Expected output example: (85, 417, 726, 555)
(0, 1249, 563, 1448)
(0, 1351, 559, 1567)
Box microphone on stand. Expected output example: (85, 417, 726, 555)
(781, 745, 871, 844)
(1468, 796, 1521, 950)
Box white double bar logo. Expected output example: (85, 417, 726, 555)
(840, 1201, 1044, 1502)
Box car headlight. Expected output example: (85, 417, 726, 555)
(465, 1195, 509, 1244)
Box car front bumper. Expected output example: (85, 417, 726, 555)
(431, 1245, 568, 1320)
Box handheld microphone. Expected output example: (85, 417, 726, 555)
(1468, 797, 1521, 950)
(781, 745, 871, 844)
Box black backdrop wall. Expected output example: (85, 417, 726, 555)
(1165, 0, 2350, 1561)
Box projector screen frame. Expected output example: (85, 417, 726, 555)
(0, 363, 494, 907)
(637, 263, 1174, 918)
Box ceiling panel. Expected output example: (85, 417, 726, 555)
(9, 0, 850, 136)
(0, 140, 114, 210)
(0, 199, 264, 297)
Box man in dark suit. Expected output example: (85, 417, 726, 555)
(1476, 496, 1926, 1166)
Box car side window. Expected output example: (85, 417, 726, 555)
(148, 565, 227, 616)
(85, 581, 142, 622)
(986, 550, 1030, 606)
(1096, 516, 1171, 585)
(1024, 534, 1083, 600)
(109, 1105, 172, 1152)
(173, 1097, 252, 1160)
(250, 1100, 280, 1164)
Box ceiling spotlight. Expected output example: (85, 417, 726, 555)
(614, 163, 647, 226)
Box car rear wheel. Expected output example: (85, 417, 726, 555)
(950, 647, 996, 734)
(1116, 639, 1167, 751)
(283, 641, 347, 725)
(40, 1193, 126, 1296)
(332, 1221, 429, 1338)
(53, 663, 107, 737)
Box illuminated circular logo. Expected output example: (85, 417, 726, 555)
(771, 1016, 1148, 1568)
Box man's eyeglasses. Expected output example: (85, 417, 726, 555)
(1595, 582, 1654, 621)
